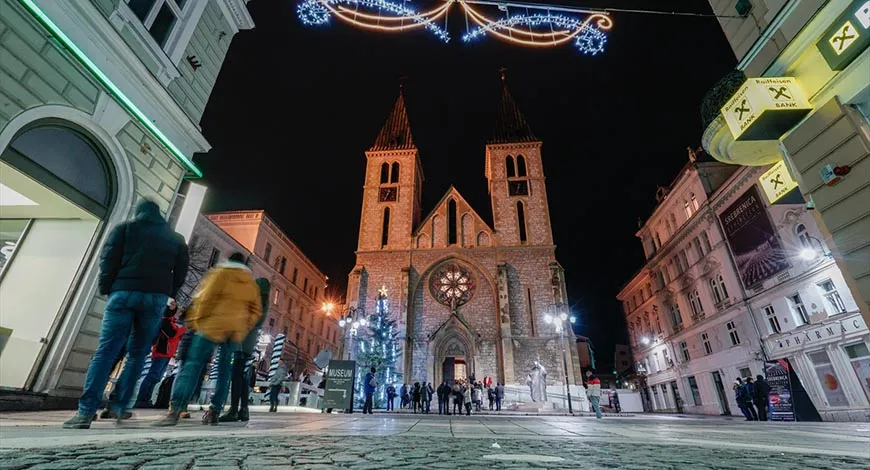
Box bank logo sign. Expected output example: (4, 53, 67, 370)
(817, 0, 870, 70)
(759, 160, 799, 203)
(721, 77, 812, 141)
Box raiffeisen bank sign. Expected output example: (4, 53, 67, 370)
(817, 1, 870, 71)
(721, 77, 813, 141)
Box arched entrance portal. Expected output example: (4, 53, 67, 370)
(430, 318, 475, 386)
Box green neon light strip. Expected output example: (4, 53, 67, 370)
(18, 0, 203, 177)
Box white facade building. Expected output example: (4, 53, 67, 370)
(618, 148, 869, 421)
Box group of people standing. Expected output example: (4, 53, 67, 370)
(381, 378, 505, 415)
(386, 381, 436, 413)
(63, 200, 271, 429)
(733, 375, 771, 421)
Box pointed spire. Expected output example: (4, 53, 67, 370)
(370, 84, 415, 151)
(490, 69, 537, 144)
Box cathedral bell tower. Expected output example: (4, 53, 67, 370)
(485, 76, 554, 247)
(357, 87, 423, 252)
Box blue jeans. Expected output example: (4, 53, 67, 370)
(590, 396, 602, 418)
(170, 333, 238, 413)
(78, 291, 168, 416)
(136, 357, 170, 405)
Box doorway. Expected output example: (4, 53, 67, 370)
(670, 380, 684, 414)
(442, 357, 468, 386)
(711, 371, 731, 415)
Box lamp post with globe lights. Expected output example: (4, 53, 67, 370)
(544, 303, 577, 414)
(322, 302, 366, 361)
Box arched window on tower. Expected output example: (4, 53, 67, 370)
(391, 162, 400, 183)
(380, 162, 389, 184)
(505, 155, 516, 178)
(517, 201, 527, 243)
(448, 199, 458, 245)
(516, 155, 527, 177)
(381, 207, 390, 247)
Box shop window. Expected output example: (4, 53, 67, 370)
(727, 321, 740, 346)
(844, 343, 870, 402)
(787, 293, 810, 325)
(818, 279, 847, 314)
(763, 304, 781, 333)
(807, 350, 849, 407)
(687, 376, 702, 405)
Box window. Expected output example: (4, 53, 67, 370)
(273, 288, 281, 306)
(808, 350, 849, 407)
(380, 162, 389, 184)
(739, 367, 752, 379)
(288, 298, 293, 314)
(693, 237, 704, 259)
(679, 250, 689, 271)
(447, 199, 457, 245)
(208, 248, 220, 268)
(687, 376, 702, 405)
(517, 201, 527, 243)
(314, 287, 318, 300)
(670, 302, 683, 326)
(670, 213, 678, 232)
(279, 257, 287, 275)
(710, 274, 728, 304)
(303, 278, 309, 292)
(390, 162, 400, 183)
(787, 293, 810, 325)
(663, 349, 672, 368)
(127, 0, 187, 47)
(264, 243, 273, 263)
(818, 280, 847, 314)
(381, 207, 390, 247)
(654, 312, 661, 334)
(701, 332, 712, 355)
(844, 343, 870, 402)
(688, 290, 705, 318)
(691, 193, 699, 211)
(763, 305, 781, 333)
(292, 267, 298, 284)
(727, 321, 740, 346)
(505, 156, 516, 178)
(665, 219, 673, 236)
(735, 0, 753, 16)
(680, 341, 690, 362)
(700, 231, 712, 253)
(653, 352, 661, 371)
(684, 200, 691, 219)
(654, 231, 663, 250)
(516, 155, 527, 177)
(660, 384, 670, 408)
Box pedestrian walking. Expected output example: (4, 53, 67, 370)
(753, 375, 771, 421)
(495, 382, 504, 411)
(64, 200, 189, 429)
(153, 252, 262, 427)
(585, 370, 602, 419)
(135, 299, 185, 408)
(268, 360, 288, 412)
(387, 383, 397, 411)
(744, 377, 760, 421)
(734, 378, 755, 421)
(220, 278, 270, 422)
(363, 366, 377, 414)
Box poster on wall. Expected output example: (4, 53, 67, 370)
(812, 363, 850, 408)
(719, 186, 791, 289)
(765, 359, 795, 421)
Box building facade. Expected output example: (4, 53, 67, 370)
(193, 211, 340, 376)
(0, 0, 253, 409)
(619, 149, 868, 420)
(345, 82, 582, 397)
(702, 0, 870, 328)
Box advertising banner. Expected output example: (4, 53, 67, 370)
(720, 186, 791, 289)
(323, 360, 356, 410)
(765, 359, 795, 421)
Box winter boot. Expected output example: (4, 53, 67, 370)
(202, 409, 219, 425)
(152, 410, 181, 427)
(62, 413, 93, 429)
(238, 405, 250, 422)
(218, 409, 238, 423)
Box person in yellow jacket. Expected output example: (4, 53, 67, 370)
(154, 252, 261, 426)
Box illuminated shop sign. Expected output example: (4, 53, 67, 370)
(817, 0, 870, 71)
(721, 77, 812, 141)
(759, 160, 799, 203)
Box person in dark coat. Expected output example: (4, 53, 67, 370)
(734, 378, 756, 421)
(753, 375, 771, 421)
(437, 381, 449, 415)
(495, 382, 505, 411)
(135, 300, 185, 408)
(386, 384, 397, 411)
(65, 200, 189, 429)
(220, 278, 270, 422)
(362, 367, 377, 414)
(412, 382, 422, 414)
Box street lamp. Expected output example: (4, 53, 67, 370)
(324, 304, 366, 360)
(544, 304, 576, 414)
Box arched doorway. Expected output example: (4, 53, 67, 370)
(0, 122, 116, 390)
(430, 318, 475, 386)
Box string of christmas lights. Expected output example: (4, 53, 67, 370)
(295, 0, 614, 55)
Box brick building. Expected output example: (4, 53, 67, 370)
(345, 81, 582, 392)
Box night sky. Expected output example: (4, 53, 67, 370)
(198, 0, 737, 367)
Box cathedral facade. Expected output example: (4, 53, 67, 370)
(346, 82, 582, 389)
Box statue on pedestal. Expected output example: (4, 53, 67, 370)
(525, 361, 548, 402)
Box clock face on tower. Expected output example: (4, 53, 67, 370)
(379, 187, 397, 202)
(508, 180, 529, 196)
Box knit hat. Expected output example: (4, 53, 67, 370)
(734, 379, 742, 385)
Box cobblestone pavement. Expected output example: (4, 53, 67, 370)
(1, 410, 868, 469)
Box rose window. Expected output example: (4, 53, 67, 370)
(430, 264, 475, 307)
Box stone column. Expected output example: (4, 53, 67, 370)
(498, 263, 515, 384)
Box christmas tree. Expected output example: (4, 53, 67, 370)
(354, 287, 401, 408)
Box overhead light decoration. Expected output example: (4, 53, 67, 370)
(296, 0, 613, 55)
